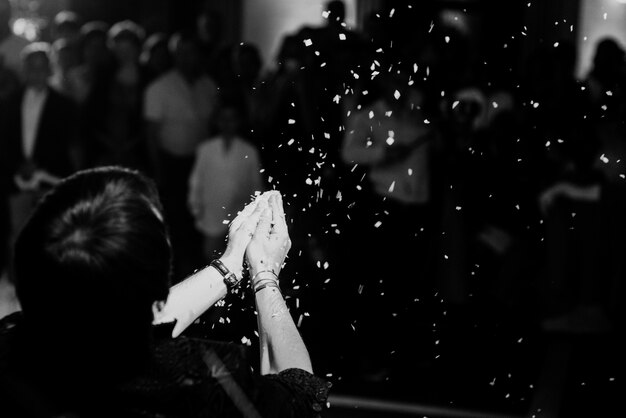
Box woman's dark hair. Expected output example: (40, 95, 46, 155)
(13, 166, 171, 381)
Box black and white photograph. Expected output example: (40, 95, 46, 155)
(0, 0, 624, 417)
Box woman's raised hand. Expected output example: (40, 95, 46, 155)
(219, 195, 268, 276)
(245, 191, 291, 276)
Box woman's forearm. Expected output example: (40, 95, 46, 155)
(154, 254, 243, 338)
(255, 284, 313, 375)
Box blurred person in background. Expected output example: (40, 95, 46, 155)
(49, 38, 80, 99)
(144, 31, 219, 280)
(0, 42, 78, 244)
(141, 32, 172, 84)
(189, 103, 263, 261)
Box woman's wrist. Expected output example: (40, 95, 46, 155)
(219, 250, 244, 281)
(249, 261, 281, 278)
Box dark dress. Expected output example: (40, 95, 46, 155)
(0, 312, 330, 418)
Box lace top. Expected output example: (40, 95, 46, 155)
(0, 312, 331, 417)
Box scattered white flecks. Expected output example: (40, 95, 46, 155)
(385, 110, 393, 117)
(413, 63, 418, 73)
(606, 90, 613, 96)
(492, 101, 498, 108)
(515, 204, 520, 210)
(386, 137, 395, 146)
(455, 206, 462, 211)
(389, 8, 395, 17)
(518, 337, 523, 343)
(303, 39, 312, 47)
(545, 141, 551, 147)
(333, 94, 341, 103)
(323, 261, 329, 270)
(553, 42, 559, 47)
(620, 174, 625, 179)
(362, 90, 369, 95)
(374, 221, 382, 228)
(305, 178, 313, 185)
(309, 147, 315, 154)
(322, 10, 329, 19)
(353, 72, 359, 79)
(287, 138, 295, 146)
(288, 119, 296, 124)
(603, 12, 608, 20)
(376, 48, 383, 53)
(358, 284, 364, 294)
(297, 315, 304, 327)
(601, 105, 608, 111)
(408, 168, 413, 176)
(533, 102, 539, 108)
(490, 378, 496, 386)
(222, 219, 229, 225)
(388, 181, 395, 192)
(339, 33, 346, 40)
(444, 254, 449, 260)
(424, 119, 430, 124)
(429, 21, 434, 33)
(394, 89, 401, 100)
(336, 190, 342, 201)
(320, 62, 326, 67)
(452, 100, 460, 109)
(445, 36, 450, 44)
(324, 132, 331, 139)
(241, 336, 251, 346)
(609, 377, 615, 382)
(600, 154, 609, 164)
(369, 110, 375, 119)
(314, 50, 320, 56)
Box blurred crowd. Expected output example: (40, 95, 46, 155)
(1, 0, 626, 377)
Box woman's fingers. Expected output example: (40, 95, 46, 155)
(230, 198, 258, 232)
(252, 207, 273, 239)
(238, 198, 267, 238)
(269, 193, 288, 235)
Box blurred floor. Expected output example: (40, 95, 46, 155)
(306, 298, 624, 418)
